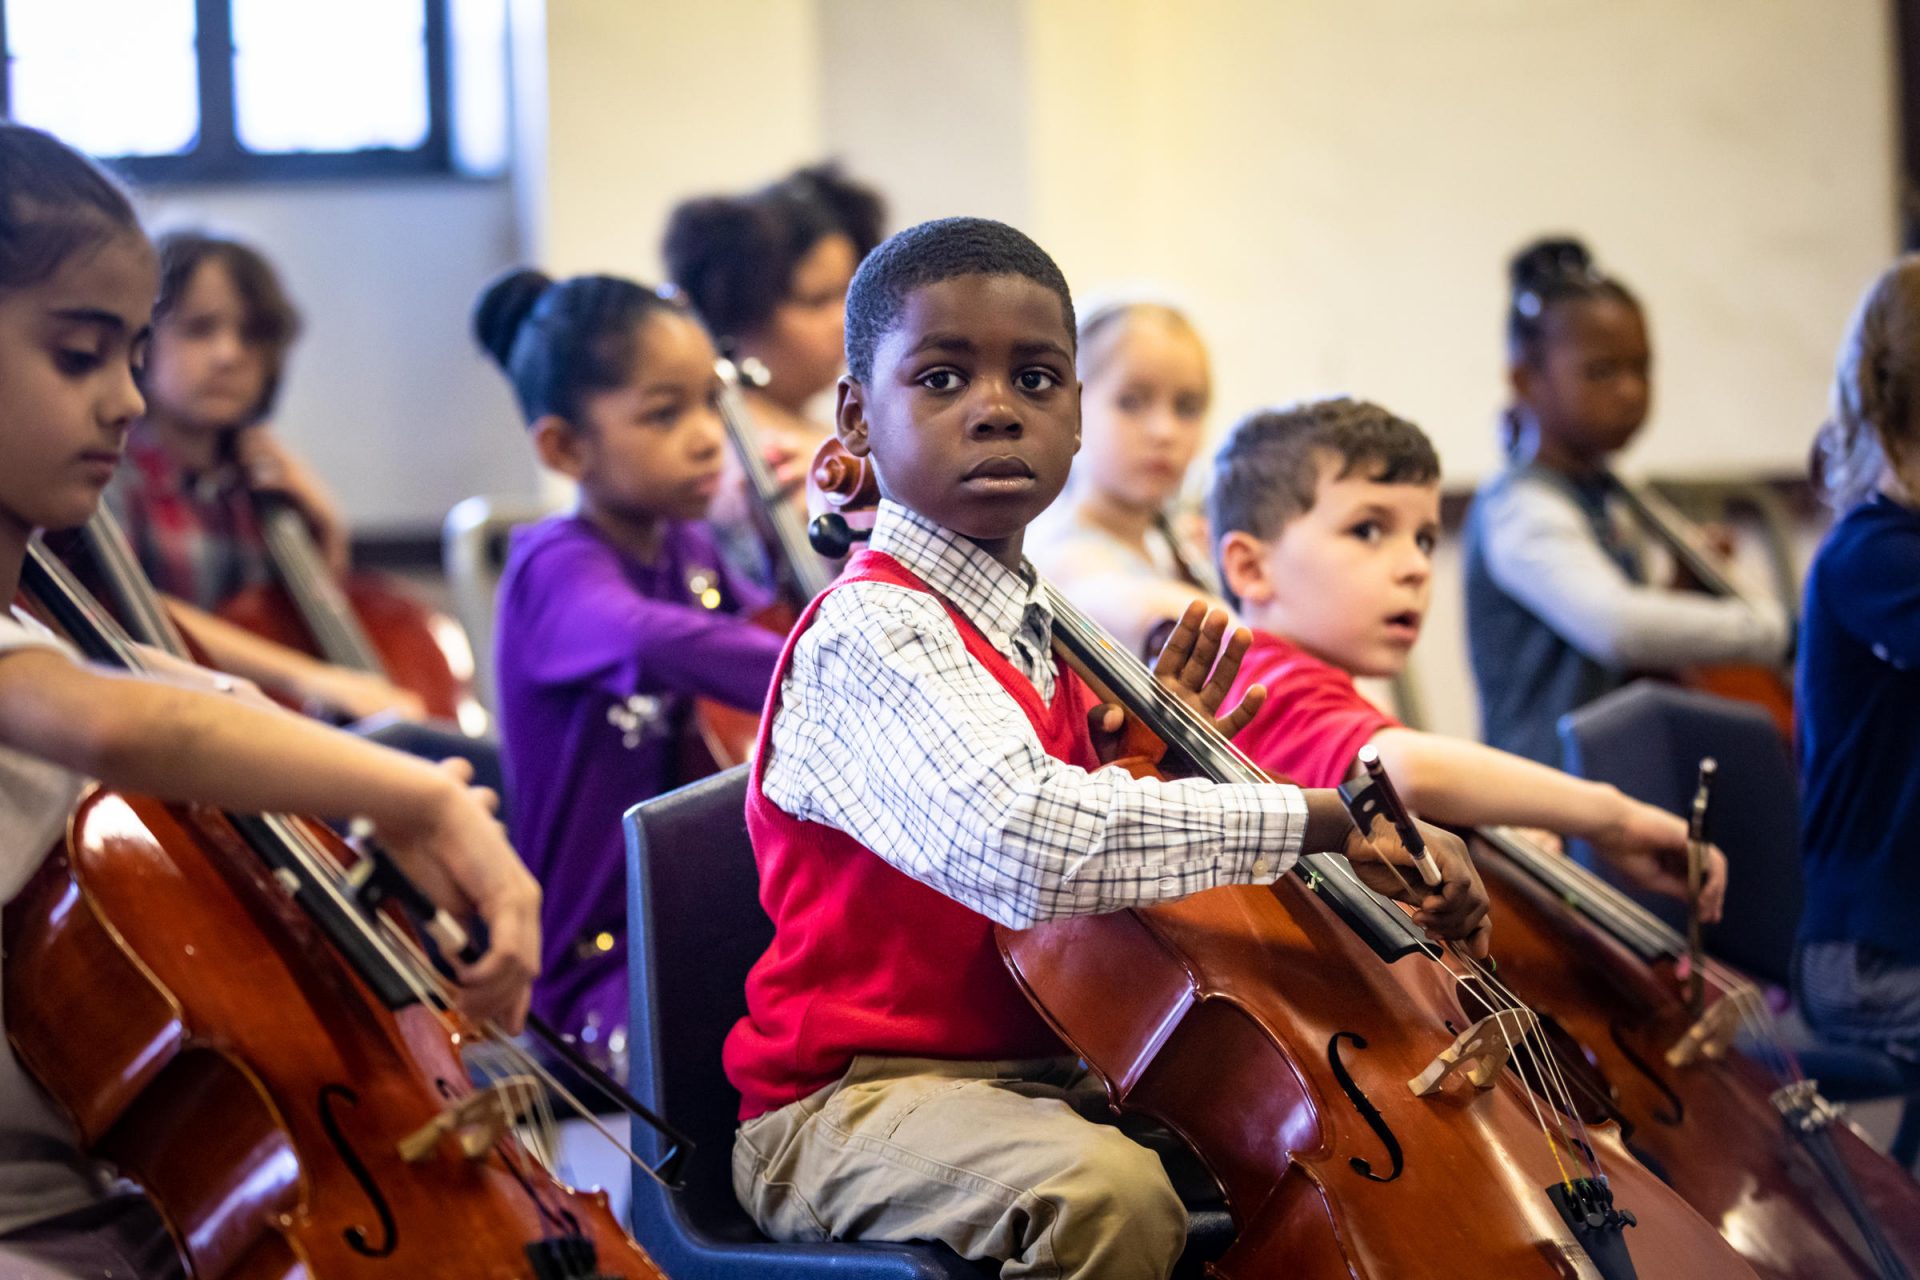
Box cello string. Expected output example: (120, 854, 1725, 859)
(1312, 838, 1597, 1185)
(1047, 585, 1604, 1179)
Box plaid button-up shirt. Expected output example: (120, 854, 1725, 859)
(760, 499, 1307, 929)
(105, 432, 272, 610)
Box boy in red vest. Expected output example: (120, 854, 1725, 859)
(1210, 396, 1726, 915)
(722, 219, 1490, 1279)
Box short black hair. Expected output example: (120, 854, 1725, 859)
(1208, 396, 1440, 561)
(843, 216, 1075, 383)
(472, 267, 679, 426)
(0, 121, 142, 293)
(663, 162, 885, 346)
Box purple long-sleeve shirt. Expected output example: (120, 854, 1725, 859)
(494, 513, 784, 1065)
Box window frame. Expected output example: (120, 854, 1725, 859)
(0, 0, 454, 184)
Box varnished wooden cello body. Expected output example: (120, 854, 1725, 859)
(810, 440, 1757, 1280)
(217, 492, 490, 734)
(9, 542, 673, 1279)
(1469, 825, 1920, 1279)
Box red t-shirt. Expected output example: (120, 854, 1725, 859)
(1226, 630, 1400, 789)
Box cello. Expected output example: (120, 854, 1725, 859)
(809, 442, 1758, 1279)
(216, 489, 491, 736)
(1608, 477, 1796, 737)
(1466, 820, 1920, 1278)
(680, 346, 834, 774)
(9, 539, 684, 1279)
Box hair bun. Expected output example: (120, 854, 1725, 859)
(472, 267, 552, 370)
(1509, 236, 1595, 300)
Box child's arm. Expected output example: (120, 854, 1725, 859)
(1368, 725, 1726, 920)
(1481, 477, 1788, 669)
(512, 535, 783, 711)
(765, 588, 1489, 952)
(1820, 510, 1920, 667)
(0, 645, 540, 1029)
(164, 598, 428, 722)
(235, 425, 352, 579)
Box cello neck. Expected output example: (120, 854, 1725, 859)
(1473, 824, 1686, 964)
(1042, 581, 1435, 962)
(20, 535, 433, 1010)
(716, 359, 835, 602)
(1608, 476, 1744, 601)
(77, 508, 192, 658)
(255, 497, 388, 676)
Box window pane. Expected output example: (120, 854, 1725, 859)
(7, 0, 198, 158)
(450, 0, 509, 175)
(232, 0, 429, 154)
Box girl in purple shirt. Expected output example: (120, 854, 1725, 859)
(474, 270, 785, 1076)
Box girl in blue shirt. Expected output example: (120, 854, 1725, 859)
(1795, 254, 1920, 1057)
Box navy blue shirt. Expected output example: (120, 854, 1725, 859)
(1797, 494, 1920, 959)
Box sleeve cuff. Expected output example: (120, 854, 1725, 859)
(1221, 781, 1308, 884)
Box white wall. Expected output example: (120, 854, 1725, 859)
(1021, 0, 1899, 484)
(141, 179, 529, 533)
(191, 0, 1894, 553)
(535, 0, 1897, 486)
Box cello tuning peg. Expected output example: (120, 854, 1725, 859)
(808, 513, 868, 560)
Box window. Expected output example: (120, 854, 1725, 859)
(0, 0, 508, 182)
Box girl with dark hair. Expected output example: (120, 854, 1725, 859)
(473, 268, 783, 1076)
(0, 121, 538, 1279)
(99, 231, 421, 722)
(1793, 255, 1920, 1062)
(663, 163, 885, 578)
(1461, 236, 1789, 764)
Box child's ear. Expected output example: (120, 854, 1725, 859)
(1219, 530, 1277, 606)
(532, 415, 588, 481)
(835, 375, 871, 458)
(1071, 378, 1083, 454)
(1508, 359, 1538, 407)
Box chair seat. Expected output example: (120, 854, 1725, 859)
(623, 766, 1245, 1276)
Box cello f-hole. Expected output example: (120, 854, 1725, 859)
(1607, 1021, 1687, 1127)
(1327, 1031, 1405, 1183)
(317, 1084, 400, 1258)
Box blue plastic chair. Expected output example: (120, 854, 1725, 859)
(1559, 680, 1920, 1166)
(624, 767, 990, 1277)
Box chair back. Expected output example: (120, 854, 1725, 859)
(624, 766, 766, 1231)
(624, 767, 983, 1276)
(440, 495, 555, 709)
(1559, 679, 1803, 985)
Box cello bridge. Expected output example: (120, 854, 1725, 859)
(1770, 1078, 1839, 1135)
(1410, 1008, 1537, 1096)
(1665, 987, 1763, 1068)
(398, 1074, 542, 1163)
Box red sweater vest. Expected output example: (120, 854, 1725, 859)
(723, 550, 1099, 1120)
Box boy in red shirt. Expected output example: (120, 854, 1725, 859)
(1210, 396, 1726, 913)
(723, 221, 1488, 1279)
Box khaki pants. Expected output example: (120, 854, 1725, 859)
(733, 1055, 1188, 1280)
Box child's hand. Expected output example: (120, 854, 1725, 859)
(372, 757, 541, 1032)
(1591, 797, 1728, 923)
(237, 426, 351, 579)
(1150, 600, 1267, 738)
(1344, 812, 1493, 958)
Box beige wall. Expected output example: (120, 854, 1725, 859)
(518, 0, 1896, 736)
(533, 0, 1897, 482)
